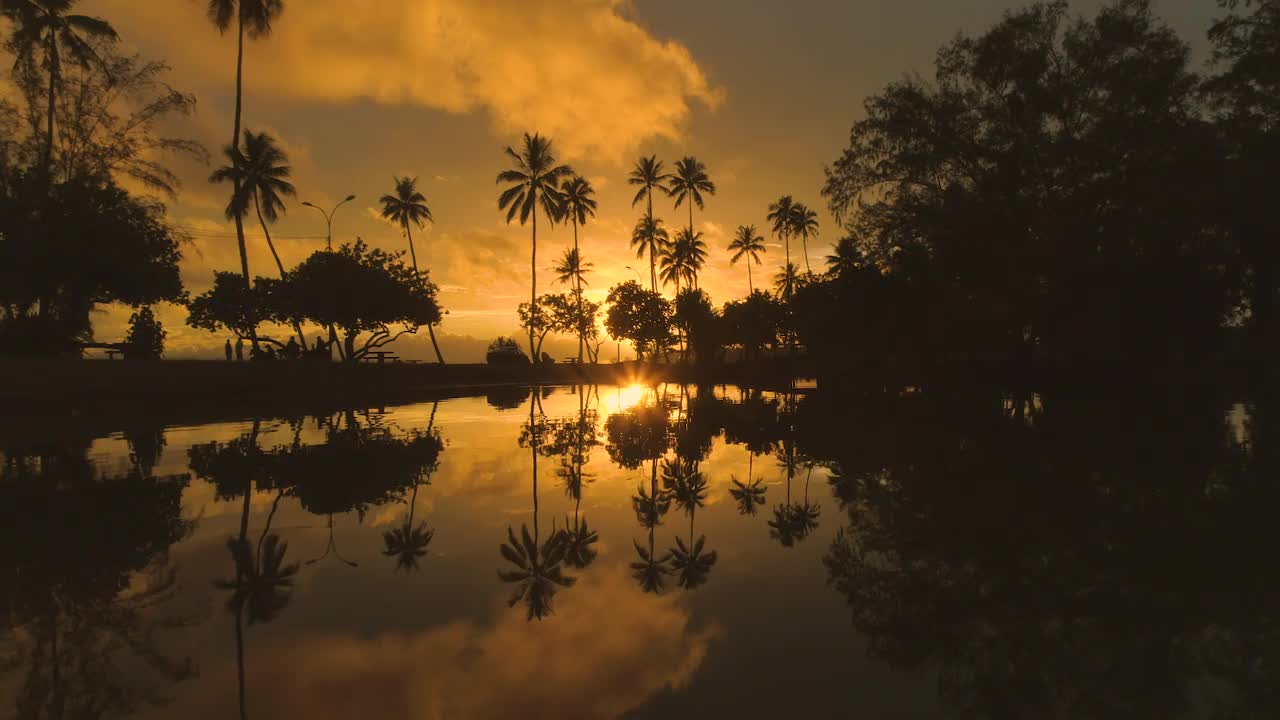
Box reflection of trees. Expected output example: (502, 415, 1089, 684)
(502, 388, 577, 620)
(383, 402, 441, 573)
(729, 451, 767, 516)
(664, 458, 716, 590)
(548, 387, 599, 569)
(0, 440, 196, 718)
(189, 410, 444, 717)
(818, 384, 1280, 718)
(767, 441, 820, 548)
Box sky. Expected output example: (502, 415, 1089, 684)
(84, 0, 1219, 361)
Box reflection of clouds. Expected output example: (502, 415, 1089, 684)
(243, 566, 720, 719)
(97, 0, 721, 163)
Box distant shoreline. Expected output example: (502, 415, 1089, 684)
(0, 358, 802, 419)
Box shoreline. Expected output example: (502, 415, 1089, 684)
(0, 358, 802, 419)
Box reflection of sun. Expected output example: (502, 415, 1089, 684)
(614, 384, 647, 412)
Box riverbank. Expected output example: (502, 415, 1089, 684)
(0, 358, 803, 418)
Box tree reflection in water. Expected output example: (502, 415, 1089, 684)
(815, 381, 1280, 718)
(0, 434, 196, 719)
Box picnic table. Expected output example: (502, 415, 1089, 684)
(362, 350, 400, 364)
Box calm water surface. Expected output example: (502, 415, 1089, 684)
(2, 383, 1275, 718)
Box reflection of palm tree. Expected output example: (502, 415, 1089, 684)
(305, 513, 359, 568)
(768, 443, 821, 547)
(498, 524, 575, 620)
(729, 476, 767, 516)
(383, 401, 439, 572)
(664, 458, 716, 590)
(631, 529, 673, 594)
(555, 387, 598, 568)
(216, 534, 298, 624)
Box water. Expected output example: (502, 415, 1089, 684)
(1, 383, 1276, 719)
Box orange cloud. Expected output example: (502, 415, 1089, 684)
(232, 566, 720, 719)
(97, 0, 723, 163)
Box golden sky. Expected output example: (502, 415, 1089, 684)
(86, 0, 1217, 361)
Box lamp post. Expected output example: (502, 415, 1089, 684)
(301, 194, 356, 251)
(301, 195, 355, 361)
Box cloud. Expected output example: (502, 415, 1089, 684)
(96, 0, 723, 163)
(197, 566, 721, 720)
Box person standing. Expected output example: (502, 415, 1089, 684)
(235, 338, 245, 362)
(225, 338, 233, 361)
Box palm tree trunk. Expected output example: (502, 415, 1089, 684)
(231, 18, 257, 351)
(574, 219, 583, 364)
(801, 235, 811, 275)
(234, 605, 247, 720)
(531, 393, 539, 539)
(748, 261, 753, 295)
(254, 194, 308, 347)
(530, 208, 539, 364)
(405, 224, 445, 365)
(647, 188, 657, 292)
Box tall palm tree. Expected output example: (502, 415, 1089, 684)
(3, 0, 117, 178)
(627, 156, 671, 290)
(553, 248, 592, 287)
(767, 195, 797, 298)
(559, 175, 596, 363)
(673, 228, 708, 289)
(773, 262, 800, 299)
(792, 202, 820, 275)
(209, 130, 295, 278)
(630, 214, 670, 293)
(207, 0, 284, 288)
(210, 129, 306, 345)
(658, 239, 688, 295)
(497, 133, 573, 363)
(728, 224, 766, 294)
(669, 156, 715, 247)
(380, 176, 445, 365)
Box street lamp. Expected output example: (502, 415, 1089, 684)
(301, 194, 356, 250)
(623, 265, 642, 282)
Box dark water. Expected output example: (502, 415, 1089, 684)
(1, 382, 1276, 719)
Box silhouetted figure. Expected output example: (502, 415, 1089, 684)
(225, 338, 233, 361)
(284, 337, 300, 359)
(235, 338, 244, 361)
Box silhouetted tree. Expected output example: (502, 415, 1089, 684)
(628, 155, 671, 290)
(380, 176, 445, 364)
(669, 155, 715, 250)
(728, 224, 767, 294)
(497, 133, 573, 363)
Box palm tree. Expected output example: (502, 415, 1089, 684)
(210, 129, 306, 346)
(207, 0, 284, 288)
(209, 130, 295, 278)
(379, 176, 445, 365)
(628, 156, 671, 290)
(497, 133, 573, 363)
(792, 202, 820, 275)
(728, 225, 766, 294)
(658, 239, 688, 295)
(773, 262, 799, 299)
(554, 248, 592, 287)
(3, 0, 117, 178)
(559, 175, 596, 362)
(673, 228, 708, 289)
(767, 195, 797, 298)
(630, 214, 670, 294)
(669, 156, 715, 246)
(826, 236, 864, 277)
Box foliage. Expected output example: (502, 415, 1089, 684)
(721, 291, 783, 360)
(0, 174, 185, 354)
(185, 272, 279, 344)
(605, 281, 673, 361)
(674, 288, 720, 364)
(819, 0, 1232, 377)
(486, 336, 530, 365)
(277, 241, 442, 362)
(123, 305, 164, 359)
